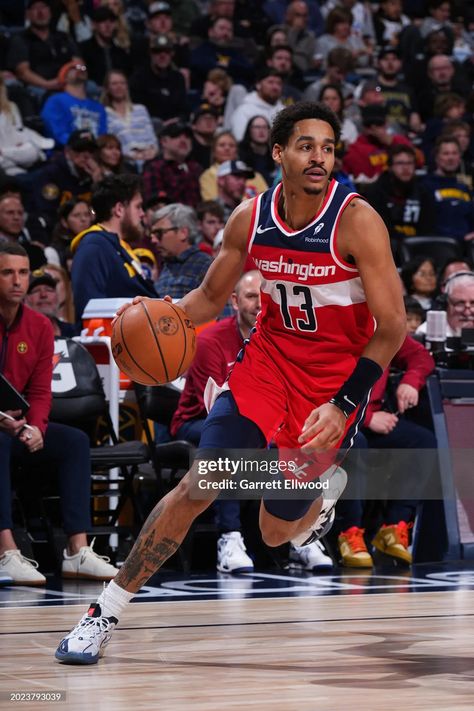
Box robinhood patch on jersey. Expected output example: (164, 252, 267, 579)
(42, 183, 60, 200)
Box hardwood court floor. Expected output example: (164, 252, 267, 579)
(1, 584, 474, 711)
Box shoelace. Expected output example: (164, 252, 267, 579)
(393, 521, 413, 548)
(86, 538, 112, 563)
(343, 527, 367, 553)
(75, 613, 114, 639)
(5, 551, 40, 569)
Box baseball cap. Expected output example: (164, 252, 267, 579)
(190, 103, 219, 123)
(28, 269, 57, 294)
(150, 34, 174, 52)
(361, 104, 387, 126)
(160, 121, 193, 139)
(377, 45, 400, 60)
(66, 129, 97, 152)
(149, 1, 171, 16)
(58, 60, 87, 85)
(91, 7, 117, 22)
(217, 160, 254, 178)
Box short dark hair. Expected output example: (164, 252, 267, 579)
(0, 242, 28, 258)
(91, 174, 143, 222)
(434, 134, 461, 156)
(400, 256, 436, 295)
(270, 102, 341, 148)
(404, 295, 424, 320)
(196, 200, 224, 222)
(388, 144, 416, 166)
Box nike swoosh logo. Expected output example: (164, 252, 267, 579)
(343, 395, 356, 407)
(256, 225, 276, 234)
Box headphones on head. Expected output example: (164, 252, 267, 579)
(434, 270, 474, 310)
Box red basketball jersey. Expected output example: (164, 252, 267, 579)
(244, 179, 375, 396)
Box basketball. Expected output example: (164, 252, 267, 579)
(111, 299, 196, 385)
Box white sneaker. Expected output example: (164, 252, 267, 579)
(55, 602, 117, 665)
(62, 538, 119, 581)
(291, 466, 348, 547)
(217, 531, 254, 573)
(289, 540, 333, 570)
(0, 550, 46, 585)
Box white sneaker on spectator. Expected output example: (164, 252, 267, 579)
(291, 466, 348, 547)
(62, 539, 119, 581)
(217, 531, 254, 573)
(0, 550, 46, 585)
(289, 540, 333, 571)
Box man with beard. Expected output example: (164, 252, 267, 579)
(70, 174, 157, 321)
(365, 145, 434, 255)
(423, 136, 474, 243)
(375, 47, 422, 135)
(142, 122, 202, 207)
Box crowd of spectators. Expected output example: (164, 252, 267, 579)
(1, 0, 474, 578)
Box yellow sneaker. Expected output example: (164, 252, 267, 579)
(372, 521, 413, 564)
(338, 526, 373, 567)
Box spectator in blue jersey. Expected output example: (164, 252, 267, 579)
(423, 136, 474, 245)
(70, 174, 157, 321)
(41, 61, 107, 147)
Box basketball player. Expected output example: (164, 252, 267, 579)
(56, 102, 406, 664)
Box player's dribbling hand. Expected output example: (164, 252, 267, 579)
(298, 403, 346, 453)
(112, 295, 173, 324)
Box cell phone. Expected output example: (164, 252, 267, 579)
(0, 410, 34, 432)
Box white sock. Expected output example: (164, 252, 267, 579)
(96, 580, 135, 620)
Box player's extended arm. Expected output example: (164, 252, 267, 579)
(299, 199, 406, 452)
(341, 199, 406, 369)
(176, 200, 252, 325)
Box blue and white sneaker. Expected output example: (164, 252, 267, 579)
(55, 603, 117, 665)
(291, 466, 347, 547)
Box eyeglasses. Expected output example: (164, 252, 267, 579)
(150, 226, 179, 240)
(448, 299, 474, 312)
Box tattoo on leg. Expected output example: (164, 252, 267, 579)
(115, 501, 179, 590)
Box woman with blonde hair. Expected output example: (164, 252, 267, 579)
(199, 131, 268, 201)
(101, 71, 158, 166)
(0, 76, 53, 175)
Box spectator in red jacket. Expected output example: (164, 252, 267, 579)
(0, 243, 118, 585)
(343, 104, 419, 181)
(336, 334, 436, 568)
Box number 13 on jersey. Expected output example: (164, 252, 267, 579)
(275, 282, 318, 332)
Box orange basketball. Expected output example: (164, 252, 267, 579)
(111, 299, 196, 385)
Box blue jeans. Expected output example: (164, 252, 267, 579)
(0, 423, 92, 535)
(336, 418, 436, 529)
